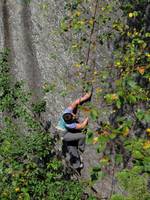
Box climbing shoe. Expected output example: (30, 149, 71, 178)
(79, 162, 84, 169)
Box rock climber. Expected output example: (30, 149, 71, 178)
(56, 91, 92, 169)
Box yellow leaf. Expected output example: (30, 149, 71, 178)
(146, 53, 150, 58)
(137, 66, 145, 75)
(2, 192, 8, 197)
(89, 19, 94, 26)
(146, 128, 150, 136)
(93, 137, 99, 144)
(143, 140, 150, 150)
(42, 83, 48, 89)
(78, 20, 85, 26)
(133, 31, 139, 36)
(74, 63, 81, 68)
(93, 70, 98, 75)
(15, 187, 20, 192)
(72, 44, 78, 48)
(146, 128, 150, 133)
(123, 127, 129, 136)
(96, 88, 102, 93)
(129, 13, 133, 18)
(100, 156, 109, 163)
(75, 11, 81, 17)
(111, 93, 118, 100)
(127, 32, 131, 36)
(115, 61, 121, 67)
(91, 79, 96, 83)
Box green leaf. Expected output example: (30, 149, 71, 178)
(116, 99, 121, 108)
(115, 154, 123, 165)
(86, 128, 94, 144)
(98, 171, 106, 179)
(91, 172, 99, 182)
(132, 166, 142, 174)
(110, 194, 125, 200)
(21, 188, 30, 200)
(144, 113, 150, 123)
(127, 80, 137, 88)
(145, 32, 150, 37)
(127, 94, 137, 104)
(90, 109, 99, 121)
(60, 20, 68, 32)
(87, 196, 97, 200)
(135, 109, 145, 121)
(90, 170, 105, 182)
(60, 90, 67, 97)
(43, 83, 56, 93)
(132, 150, 143, 159)
(32, 100, 46, 114)
(92, 165, 101, 172)
(105, 94, 113, 104)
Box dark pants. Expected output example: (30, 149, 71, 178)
(62, 132, 86, 169)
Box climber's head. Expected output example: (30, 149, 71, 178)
(63, 113, 76, 123)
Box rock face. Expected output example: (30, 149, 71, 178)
(0, 0, 121, 198)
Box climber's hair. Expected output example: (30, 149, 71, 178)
(63, 113, 73, 123)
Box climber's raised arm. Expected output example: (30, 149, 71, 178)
(67, 92, 92, 111)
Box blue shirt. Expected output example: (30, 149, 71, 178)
(56, 108, 77, 131)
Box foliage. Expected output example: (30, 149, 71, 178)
(61, 0, 150, 199)
(115, 168, 150, 200)
(0, 49, 84, 200)
(22, 0, 31, 5)
(32, 100, 46, 115)
(1, 0, 150, 199)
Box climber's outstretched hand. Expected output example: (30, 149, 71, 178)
(80, 92, 92, 102)
(67, 86, 93, 111)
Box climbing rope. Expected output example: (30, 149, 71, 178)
(83, 0, 99, 91)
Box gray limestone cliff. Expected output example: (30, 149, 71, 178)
(0, 0, 122, 198)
